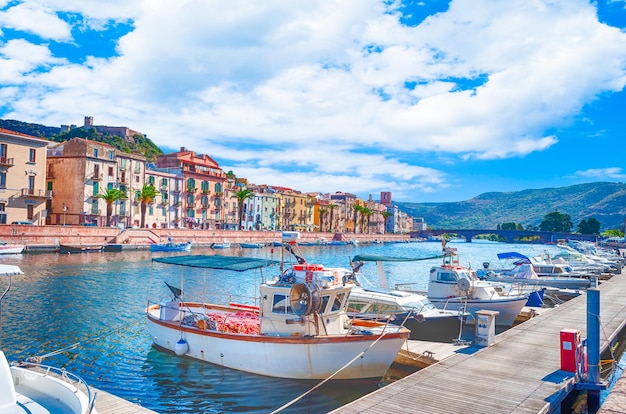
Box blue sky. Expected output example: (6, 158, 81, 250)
(1, 0, 626, 203)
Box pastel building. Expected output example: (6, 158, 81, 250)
(0, 128, 51, 225)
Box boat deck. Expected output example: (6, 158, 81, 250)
(332, 271, 626, 414)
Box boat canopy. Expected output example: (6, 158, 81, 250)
(352, 253, 443, 262)
(153, 255, 279, 272)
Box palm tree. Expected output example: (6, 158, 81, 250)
(318, 208, 327, 232)
(137, 184, 160, 228)
(361, 207, 374, 233)
(231, 188, 255, 230)
(381, 211, 393, 234)
(96, 188, 127, 226)
(353, 205, 364, 234)
(328, 203, 337, 233)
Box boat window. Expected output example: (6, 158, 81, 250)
(438, 271, 457, 282)
(331, 293, 346, 312)
(405, 299, 437, 312)
(346, 300, 368, 313)
(320, 295, 330, 313)
(272, 294, 295, 315)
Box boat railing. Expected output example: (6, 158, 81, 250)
(15, 360, 97, 413)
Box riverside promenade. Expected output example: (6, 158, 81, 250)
(332, 270, 626, 413)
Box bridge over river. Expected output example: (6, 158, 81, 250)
(410, 229, 598, 243)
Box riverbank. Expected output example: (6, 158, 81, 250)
(0, 224, 410, 252)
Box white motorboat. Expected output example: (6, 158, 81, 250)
(346, 256, 467, 343)
(145, 232, 409, 380)
(0, 264, 97, 414)
(393, 245, 529, 327)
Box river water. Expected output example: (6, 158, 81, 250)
(0, 240, 567, 413)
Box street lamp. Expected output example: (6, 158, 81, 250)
(62, 203, 67, 226)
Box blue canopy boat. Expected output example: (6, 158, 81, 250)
(150, 238, 192, 252)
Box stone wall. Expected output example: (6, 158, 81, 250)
(0, 224, 408, 248)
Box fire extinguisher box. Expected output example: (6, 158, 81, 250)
(560, 329, 580, 373)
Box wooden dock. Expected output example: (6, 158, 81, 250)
(332, 272, 626, 413)
(90, 388, 157, 414)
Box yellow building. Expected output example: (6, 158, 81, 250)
(0, 128, 51, 225)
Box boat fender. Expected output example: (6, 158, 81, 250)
(174, 338, 189, 356)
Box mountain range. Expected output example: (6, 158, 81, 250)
(395, 182, 626, 232)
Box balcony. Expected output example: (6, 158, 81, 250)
(89, 209, 101, 216)
(89, 173, 104, 181)
(21, 189, 53, 199)
(0, 157, 14, 168)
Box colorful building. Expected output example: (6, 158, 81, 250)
(0, 128, 51, 225)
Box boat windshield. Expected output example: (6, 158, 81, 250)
(403, 297, 437, 312)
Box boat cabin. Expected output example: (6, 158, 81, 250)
(260, 265, 354, 336)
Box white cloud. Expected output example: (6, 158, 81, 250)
(1, 0, 626, 200)
(0, 2, 72, 40)
(573, 168, 626, 180)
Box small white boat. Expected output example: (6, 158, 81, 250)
(0, 242, 25, 254)
(210, 240, 231, 249)
(0, 264, 97, 414)
(145, 232, 409, 380)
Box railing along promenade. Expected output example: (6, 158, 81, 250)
(412, 228, 598, 243)
(0, 225, 409, 250)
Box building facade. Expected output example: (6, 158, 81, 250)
(0, 128, 51, 225)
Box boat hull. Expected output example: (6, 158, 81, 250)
(396, 313, 464, 342)
(146, 312, 407, 380)
(0, 245, 25, 254)
(150, 244, 191, 252)
(429, 296, 528, 327)
(59, 245, 103, 254)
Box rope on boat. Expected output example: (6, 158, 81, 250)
(25, 315, 145, 363)
(270, 330, 393, 414)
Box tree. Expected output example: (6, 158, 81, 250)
(137, 184, 160, 228)
(577, 217, 601, 234)
(539, 211, 573, 233)
(362, 207, 373, 233)
(328, 204, 337, 233)
(231, 188, 255, 230)
(353, 205, 364, 233)
(381, 211, 393, 233)
(96, 188, 127, 226)
(318, 208, 328, 232)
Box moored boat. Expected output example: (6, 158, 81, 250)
(0, 264, 97, 413)
(0, 241, 25, 254)
(145, 232, 409, 380)
(385, 243, 529, 327)
(345, 257, 467, 343)
(150, 238, 192, 252)
(59, 244, 103, 254)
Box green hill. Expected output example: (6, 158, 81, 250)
(396, 182, 626, 231)
(0, 118, 163, 162)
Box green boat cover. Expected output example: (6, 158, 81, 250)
(153, 255, 280, 272)
(351, 253, 443, 262)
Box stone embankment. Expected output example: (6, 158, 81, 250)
(1, 224, 409, 251)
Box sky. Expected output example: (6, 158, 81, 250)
(1, 0, 626, 203)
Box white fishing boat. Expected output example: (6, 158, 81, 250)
(395, 244, 529, 327)
(0, 264, 97, 414)
(145, 232, 409, 380)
